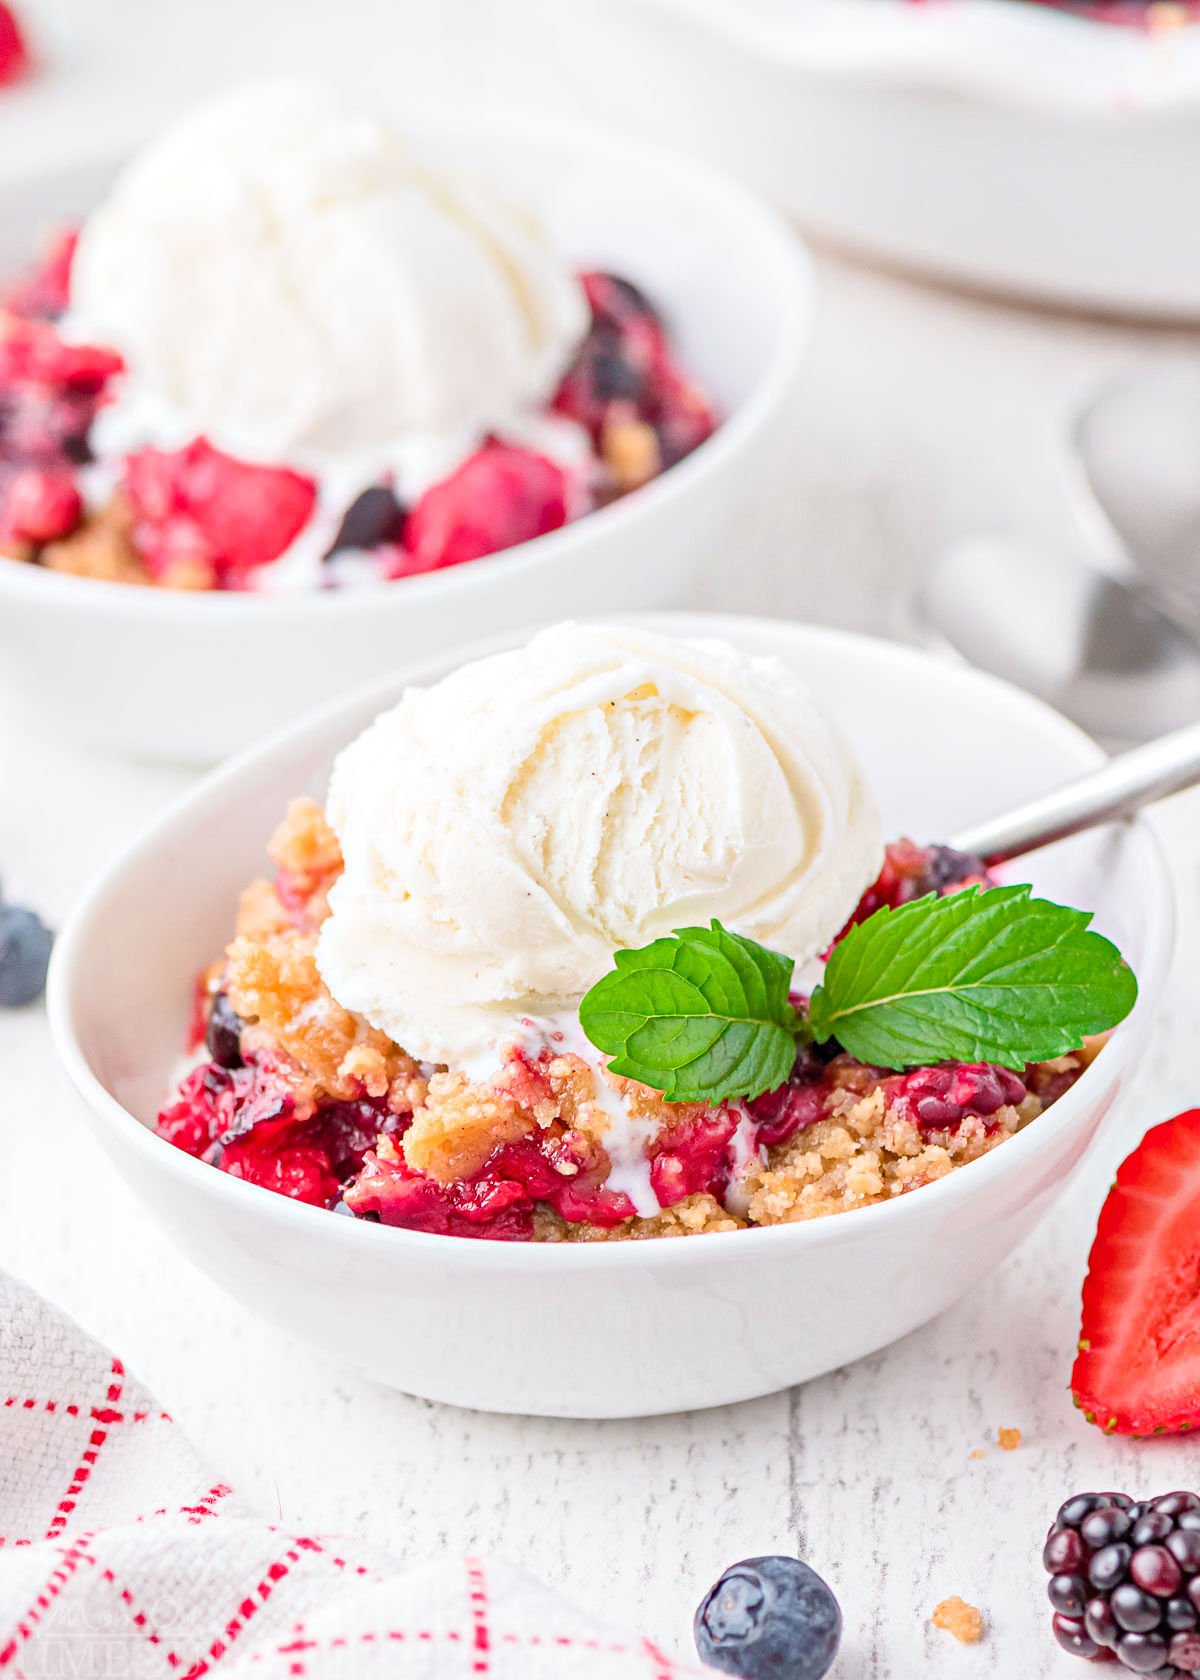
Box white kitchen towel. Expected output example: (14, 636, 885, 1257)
(0, 1273, 697, 1678)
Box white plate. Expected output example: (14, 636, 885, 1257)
(542, 0, 1200, 317)
(49, 612, 1173, 1417)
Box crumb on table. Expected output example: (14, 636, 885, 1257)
(997, 1426, 1022, 1452)
(932, 1597, 983, 1644)
(968, 1447, 986, 1461)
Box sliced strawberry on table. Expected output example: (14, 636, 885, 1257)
(1072, 1108, 1200, 1436)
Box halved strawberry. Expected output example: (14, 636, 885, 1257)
(1072, 1109, 1200, 1436)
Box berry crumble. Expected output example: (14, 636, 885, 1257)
(0, 250, 712, 591)
(0, 87, 715, 592)
(157, 808, 1099, 1242)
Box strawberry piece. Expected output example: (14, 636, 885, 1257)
(0, 3, 30, 87)
(122, 437, 316, 588)
(1072, 1109, 1200, 1436)
(3, 227, 77, 320)
(0, 466, 81, 544)
(398, 438, 568, 574)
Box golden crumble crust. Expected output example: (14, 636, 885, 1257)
(538, 1193, 743, 1242)
(404, 1071, 535, 1183)
(224, 930, 417, 1103)
(40, 497, 149, 585)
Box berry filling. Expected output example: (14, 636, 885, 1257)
(156, 808, 1094, 1242)
(0, 243, 716, 589)
(122, 439, 318, 590)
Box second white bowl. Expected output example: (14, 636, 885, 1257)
(49, 614, 1173, 1417)
(0, 115, 810, 762)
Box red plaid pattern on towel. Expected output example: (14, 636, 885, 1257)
(0, 1275, 697, 1678)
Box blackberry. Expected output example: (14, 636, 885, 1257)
(1045, 1491, 1200, 1673)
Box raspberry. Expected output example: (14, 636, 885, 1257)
(1044, 1491, 1200, 1673)
(0, 3, 29, 87)
(3, 227, 77, 320)
(122, 438, 317, 588)
(0, 466, 81, 545)
(398, 439, 568, 574)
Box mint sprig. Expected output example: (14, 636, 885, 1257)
(578, 887, 1137, 1102)
(577, 922, 802, 1103)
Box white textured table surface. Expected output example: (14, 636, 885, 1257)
(3, 12, 1200, 1672)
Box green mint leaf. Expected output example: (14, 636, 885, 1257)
(578, 920, 802, 1103)
(807, 884, 1138, 1071)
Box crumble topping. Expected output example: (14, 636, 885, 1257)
(932, 1597, 984, 1644)
(997, 1426, 1022, 1452)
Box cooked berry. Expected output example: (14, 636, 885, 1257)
(123, 439, 317, 588)
(695, 1556, 841, 1680)
(204, 990, 244, 1070)
(0, 901, 53, 1007)
(886, 1062, 1027, 1135)
(327, 484, 406, 555)
(1046, 1493, 1200, 1672)
(1048, 1574, 1089, 1615)
(1132, 1549, 1183, 1598)
(398, 439, 568, 574)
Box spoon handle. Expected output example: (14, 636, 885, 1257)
(952, 719, 1200, 866)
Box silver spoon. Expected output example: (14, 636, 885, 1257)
(1074, 361, 1200, 646)
(952, 717, 1200, 866)
(919, 535, 1200, 748)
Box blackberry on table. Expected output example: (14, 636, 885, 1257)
(1045, 1491, 1200, 1673)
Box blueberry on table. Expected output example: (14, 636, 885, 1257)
(0, 900, 53, 1007)
(695, 1556, 842, 1680)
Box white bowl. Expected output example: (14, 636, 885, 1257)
(0, 117, 810, 763)
(49, 613, 1173, 1418)
(543, 0, 1200, 318)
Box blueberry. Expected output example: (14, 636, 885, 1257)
(0, 901, 53, 1007)
(695, 1557, 841, 1680)
(205, 990, 244, 1070)
(326, 485, 407, 556)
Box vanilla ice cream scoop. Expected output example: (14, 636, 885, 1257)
(66, 81, 588, 473)
(317, 623, 884, 1069)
